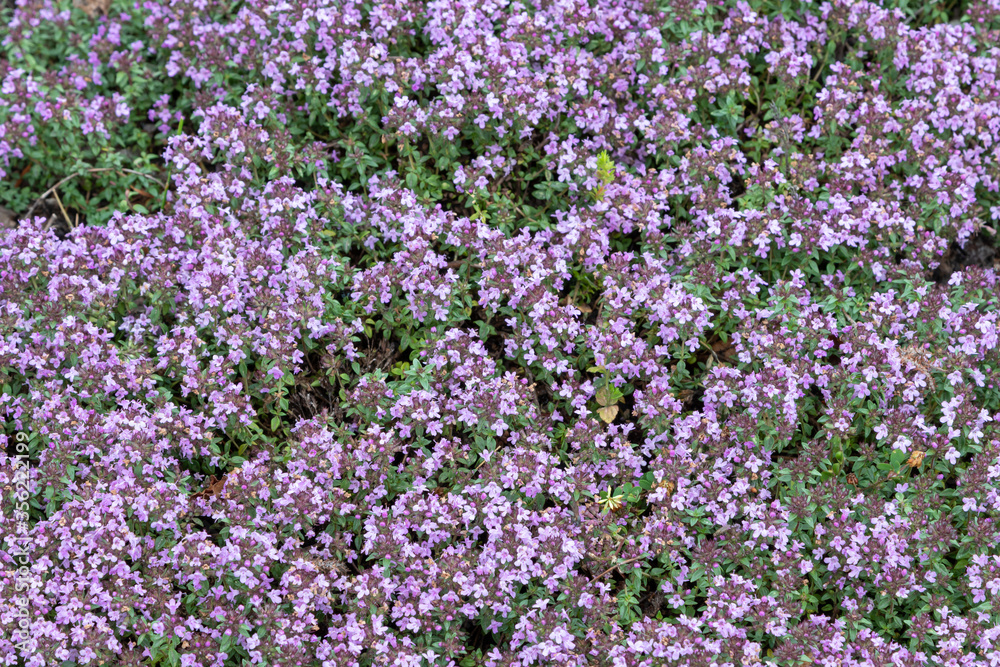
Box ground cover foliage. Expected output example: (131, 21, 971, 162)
(1, 0, 1000, 664)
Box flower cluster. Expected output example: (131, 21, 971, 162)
(1, 0, 1000, 665)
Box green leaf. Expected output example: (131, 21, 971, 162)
(639, 471, 656, 491)
(622, 483, 641, 503)
(890, 449, 908, 468)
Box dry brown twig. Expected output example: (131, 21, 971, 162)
(26, 168, 168, 224)
(51, 189, 71, 231)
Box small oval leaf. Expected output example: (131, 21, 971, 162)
(598, 405, 619, 423)
(595, 385, 611, 406)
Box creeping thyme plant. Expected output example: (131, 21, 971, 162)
(2, 0, 1000, 664)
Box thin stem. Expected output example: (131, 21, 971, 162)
(51, 188, 71, 231)
(592, 555, 648, 582)
(702, 339, 720, 364)
(98, 167, 167, 188)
